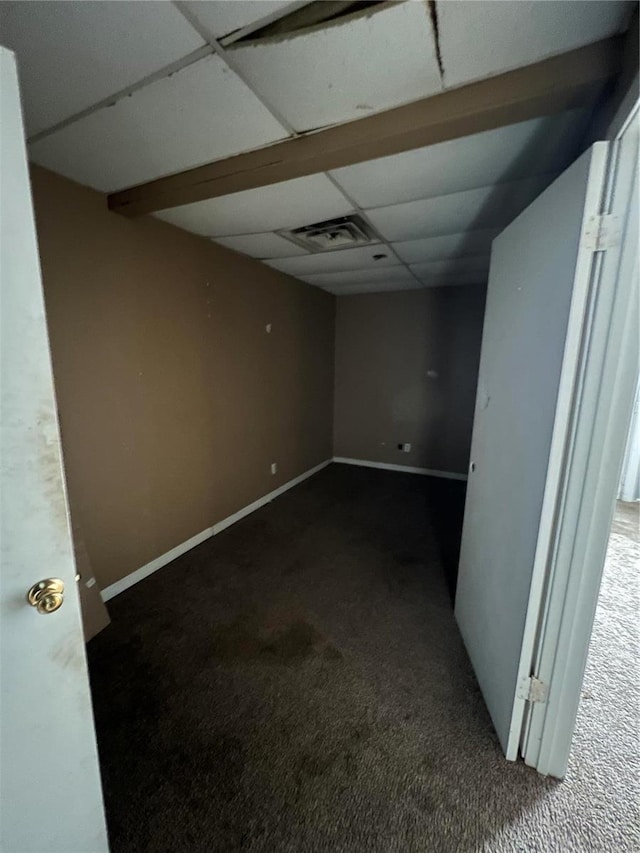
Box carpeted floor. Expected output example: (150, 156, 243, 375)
(88, 465, 639, 853)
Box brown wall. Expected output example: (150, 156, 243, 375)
(333, 287, 486, 475)
(31, 166, 335, 590)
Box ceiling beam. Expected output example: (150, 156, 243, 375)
(108, 36, 623, 218)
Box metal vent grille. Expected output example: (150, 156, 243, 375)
(278, 214, 379, 253)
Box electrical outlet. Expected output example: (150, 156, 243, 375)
(271, 462, 277, 475)
(403, 443, 412, 453)
(265, 323, 272, 333)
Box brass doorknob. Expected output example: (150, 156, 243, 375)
(27, 578, 64, 614)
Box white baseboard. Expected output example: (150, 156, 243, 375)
(332, 456, 467, 481)
(101, 459, 331, 602)
(101, 527, 215, 601)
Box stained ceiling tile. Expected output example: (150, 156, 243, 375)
(300, 266, 416, 288)
(393, 230, 501, 264)
(156, 174, 352, 237)
(212, 232, 307, 259)
(266, 245, 399, 276)
(437, 0, 632, 89)
(366, 175, 555, 243)
(0, 1, 205, 136)
(227, 1, 442, 132)
(330, 110, 588, 208)
(183, 1, 299, 40)
(29, 55, 289, 193)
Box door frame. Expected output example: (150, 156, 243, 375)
(521, 100, 639, 778)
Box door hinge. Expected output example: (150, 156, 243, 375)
(517, 675, 548, 704)
(583, 214, 620, 251)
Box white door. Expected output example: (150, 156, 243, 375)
(455, 142, 611, 761)
(521, 107, 639, 778)
(0, 47, 109, 852)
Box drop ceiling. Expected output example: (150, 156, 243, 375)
(0, 0, 634, 295)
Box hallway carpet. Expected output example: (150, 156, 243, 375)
(88, 465, 639, 853)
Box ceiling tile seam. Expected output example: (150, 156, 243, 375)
(357, 171, 561, 214)
(323, 172, 427, 290)
(426, 1, 445, 84)
(173, 1, 299, 138)
(218, 1, 313, 47)
(27, 45, 214, 145)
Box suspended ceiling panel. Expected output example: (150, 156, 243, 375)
(227, 1, 442, 132)
(412, 269, 488, 288)
(330, 110, 588, 209)
(300, 266, 415, 288)
(183, 1, 298, 40)
(212, 232, 308, 259)
(438, 0, 632, 89)
(266, 245, 401, 276)
(393, 230, 501, 265)
(324, 279, 424, 296)
(0, 1, 204, 137)
(367, 175, 554, 243)
(156, 174, 352, 237)
(410, 256, 491, 277)
(29, 55, 288, 193)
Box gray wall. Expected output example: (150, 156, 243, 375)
(333, 286, 486, 475)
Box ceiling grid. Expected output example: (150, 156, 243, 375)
(1, 0, 633, 295)
(172, 1, 301, 137)
(322, 171, 426, 292)
(28, 45, 214, 145)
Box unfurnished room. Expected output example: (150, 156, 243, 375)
(1, 2, 639, 852)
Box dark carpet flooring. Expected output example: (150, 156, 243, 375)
(88, 464, 639, 853)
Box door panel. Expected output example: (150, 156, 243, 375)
(0, 48, 108, 851)
(455, 143, 609, 759)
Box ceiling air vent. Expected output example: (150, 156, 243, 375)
(278, 214, 379, 253)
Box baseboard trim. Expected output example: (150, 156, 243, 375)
(101, 459, 332, 602)
(102, 527, 215, 602)
(332, 456, 468, 481)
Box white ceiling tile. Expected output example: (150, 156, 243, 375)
(410, 256, 490, 283)
(300, 266, 416, 288)
(184, 1, 298, 39)
(212, 232, 307, 258)
(29, 55, 288, 192)
(266, 245, 398, 276)
(324, 280, 423, 295)
(438, 1, 632, 89)
(394, 230, 501, 264)
(156, 174, 351, 237)
(367, 175, 554, 243)
(410, 257, 490, 277)
(0, 1, 205, 136)
(416, 272, 488, 288)
(227, 1, 442, 132)
(411, 267, 489, 287)
(331, 110, 588, 208)
(421, 278, 483, 289)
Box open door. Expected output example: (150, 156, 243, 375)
(0, 48, 108, 851)
(455, 142, 612, 762)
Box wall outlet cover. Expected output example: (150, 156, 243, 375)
(271, 463, 277, 475)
